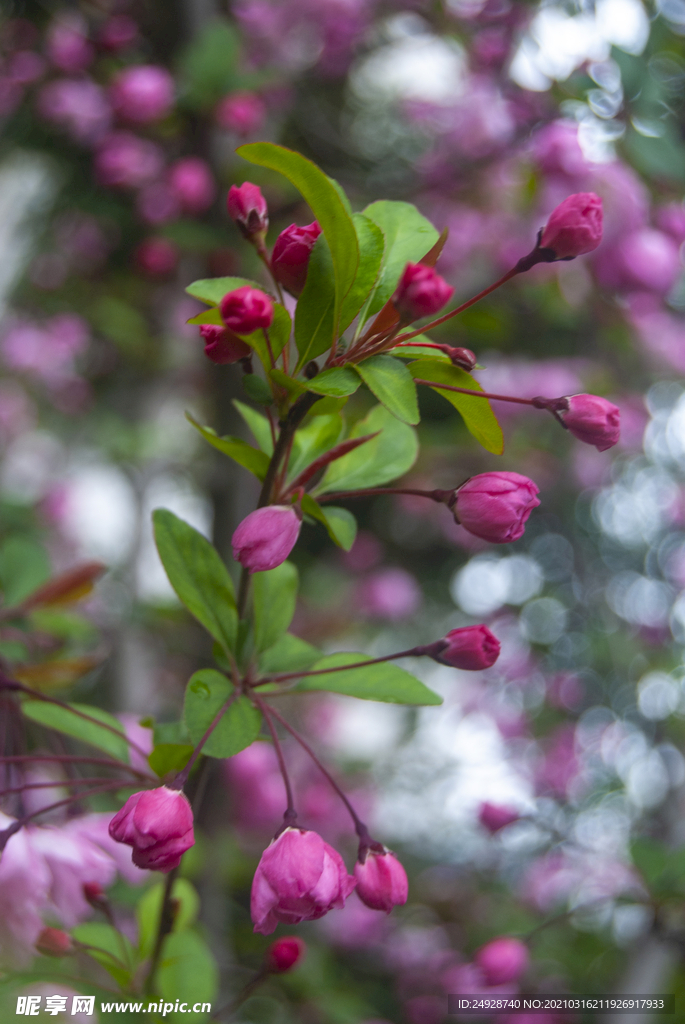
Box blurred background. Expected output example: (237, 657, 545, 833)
(3, 0, 685, 1020)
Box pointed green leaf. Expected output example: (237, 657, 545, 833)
(153, 509, 237, 652)
(184, 669, 261, 758)
(252, 561, 298, 653)
(301, 495, 357, 550)
(294, 234, 336, 366)
(242, 373, 273, 405)
(185, 276, 265, 307)
(354, 355, 420, 425)
(409, 360, 504, 455)
(389, 335, 450, 362)
(359, 201, 439, 323)
(186, 414, 270, 481)
(306, 366, 361, 398)
(317, 404, 418, 494)
(294, 653, 442, 705)
(288, 412, 344, 480)
(157, 931, 218, 1021)
(339, 214, 385, 333)
(237, 143, 359, 332)
(270, 367, 308, 399)
(258, 633, 321, 675)
(186, 307, 223, 326)
(21, 701, 130, 762)
(72, 923, 135, 988)
(148, 743, 194, 778)
(233, 400, 274, 455)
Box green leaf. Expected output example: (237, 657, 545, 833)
(253, 561, 298, 653)
(355, 355, 420, 425)
(156, 931, 218, 1022)
(137, 878, 200, 958)
(72, 922, 136, 988)
(184, 669, 261, 758)
(237, 143, 359, 332)
(259, 633, 321, 675)
(288, 412, 344, 480)
(408, 360, 504, 455)
(359, 201, 439, 322)
(0, 536, 51, 607)
(185, 307, 223, 326)
(152, 510, 237, 652)
(233, 400, 273, 455)
(339, 214, 385, 333)
(389, 335, 450, 362)
(306, 366, 361, 398)
(185, 276, 262, 307)
(21, 701, 129, 762)
(317, 404, 418, 494)
(153, 719, 191, 746)
(294, 653, 442, 705)
(294, 234, 336, 366)
(321, 506, 357, 550)
(269, 367, 308, 398)
(186, 414, 270, 481)
(301, 495, 357, 550)
(242, 373, 273, 405)
(148, 743, 194, 778)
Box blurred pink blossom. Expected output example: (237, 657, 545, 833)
(317, 890, 390, 947)
(339, 530, 384, 573)
(356, 568, 422, 620)
(37, 78, 111, 144)
(656, 202, 685, 244)
(110, 65, 174, 124)
(224, 741, 285, 830)
(8, 50, 46, 84)
(596, 228, 681, 294)
(626, 293, 685, 374)
(1, 313, 89, 384)
(168, 157, 216, 214)
(98, 15, 139, 52)
(530, 120, 589, 179)
(94, 132, 164, 189)
(216, 91, 266, 135)
(46, 15, 94, 74)
(136, 182, 181, 225)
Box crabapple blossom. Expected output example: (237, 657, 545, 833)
(453, 472, 540, 544)
(232, 505, 301, 573)
(220, 286, 274, 334)
(108, 786, 194, 872)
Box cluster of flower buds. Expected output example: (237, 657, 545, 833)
(108, 785, 194, 872)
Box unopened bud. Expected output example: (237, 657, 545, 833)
(354, 847, 408, 913)
(36, 927, 74, 957)
(232, 506, 301, 574)
(540, 192, 603, 260)
(478, 802, 520, 833)
(392, 263, 454, 323)
(426, 625, 500, 670)
(220, 286, 274, 335)
(227, 182, 268, 241)
(200, 325, 252, 364)
(445, 346, 477, 371)
(452, 471, 540, 544)
(271, 222, 322, 297)
(558, 393, 620, 452)
(266, 936, 306, 972)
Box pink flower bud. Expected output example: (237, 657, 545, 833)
(474, 936, 530, 985)
(98, 15, 139, 52)
(232, 505, 301, 573)
(454, 471, 540, 544)
(216, 91, 266, 136)
(446, 346, 477, 371)
(251, 827, 356, 934)
(169, 158, 216, 215)
(200, 325, 251, 364)
(220, 285, 274, 334)
(108, 786, 194, 872)
(431, 625, 501, 670)
(354, 849, 408, 913)
(392, 263, 454, 322)
(478, 802, 520, 833)
(271, 222, 322, 297)
(135, 237, 179, 277)
(110, 65, 174, 124)
(35, 926, 75, 958)
(540, 193, 603, 260)
(266, 936, 306, 972)
(559, 393, 620, 452)
(227, 182, 269, 239)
